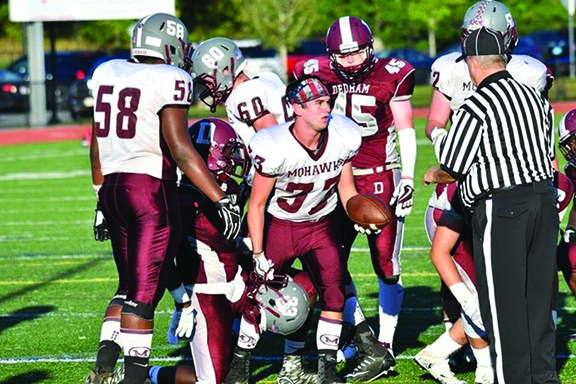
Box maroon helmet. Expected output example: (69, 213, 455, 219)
(325, 16, 376, 82)
(188, 118, 250, 179)
(559, 109, 576, 164)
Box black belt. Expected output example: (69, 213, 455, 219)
(479, 179, 553, 200)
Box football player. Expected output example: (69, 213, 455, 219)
(109, 118, 316, 384)
(420, 0, 556, 376)
(87, 14, 242, 384)
(557, 110, 576, 304)
(189, 39, 322, 384)
(246, 75, 366, 383)
(293, 16, 415, 380)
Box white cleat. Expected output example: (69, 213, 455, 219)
(415, 348, 467, 384)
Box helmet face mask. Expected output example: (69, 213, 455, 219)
(559, 110, 576, 164)
(461, 1, 518, 54)
(131, 13, 189, 69)
(188, 118, 250, 179)
(190, 38, 247, 111)
(325, 16, 375, 83)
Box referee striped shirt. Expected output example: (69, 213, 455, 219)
(439, 70, 554, 208)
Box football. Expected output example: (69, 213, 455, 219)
(346, 193, 392, 229)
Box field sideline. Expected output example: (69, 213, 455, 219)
(0, 116, 575, 383)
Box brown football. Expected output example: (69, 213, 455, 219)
(346, 193, 392, 229)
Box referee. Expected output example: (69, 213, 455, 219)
(428, 27, 559, 384)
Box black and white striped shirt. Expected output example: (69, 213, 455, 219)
(439, 70, 554, 208)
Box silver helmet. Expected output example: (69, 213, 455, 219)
(131, 13, 189, 68)
(461, 1, 518, 53)
(190, 37, 248, 111)
(252, 276, 310, 335)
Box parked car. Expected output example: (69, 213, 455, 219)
(68, 51, 131, 120)
(0, 69, 29, 112)
(7, 51, 106, 110)
(377, 48, 434, 84)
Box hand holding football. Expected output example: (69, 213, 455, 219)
(346, 194, 392, 230)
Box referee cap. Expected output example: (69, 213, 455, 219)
(456, 26, 505, 62)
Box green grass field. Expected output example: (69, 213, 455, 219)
(1, 117, 575, 383)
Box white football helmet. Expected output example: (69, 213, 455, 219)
(461, 1, 518, 54)
(131, 13, 189, 68)
(249, 275, 310, 335)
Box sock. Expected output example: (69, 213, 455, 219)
(121, 329, 153, 384)
(471, 345, 491, 368)
(378, 277, 403, 347)
(317, 316, 342, 354)
(237, 315, 260, 350)
(342, 295, 366, 326)
(149, 366, 161, 384)
(95, 340, 121, 373)
(426, 331, 463, 358)
(284, 340, 306, 355)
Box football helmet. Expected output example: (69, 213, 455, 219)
(559, 109, 576, 163)
(131, 13, 189, 68)
(249, 274, 310, 335)
(190, 38, 248, 112)
(188, 118, 250, 179)
(325, 16, 376, 82)
(461, 1, 518, 54)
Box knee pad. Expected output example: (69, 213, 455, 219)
(122, 300, 155, 321)
(381, 275, 400, 285)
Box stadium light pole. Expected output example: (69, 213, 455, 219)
(561, 0, 575, 79)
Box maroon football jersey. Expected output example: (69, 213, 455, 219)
(294, 57, 415, 169)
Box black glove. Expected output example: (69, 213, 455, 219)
(216, 197, 241, 241)
(93, 204, 110, 242)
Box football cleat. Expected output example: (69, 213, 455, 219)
(317, 353, 345, 384)
(223, 348, 251, 384)
(346, 333, 396, 382)
(277, 355, 317, 384)
(474, 364, 494, 384)
(86, 368, 113, 384)
(415, 347, 466, 384)
(448, 343, 476, 371)
(108, 364, 151, 384)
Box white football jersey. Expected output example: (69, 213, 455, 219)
(431, 52, 548, 111)
(248, 114, 361, 222)
(92, 59, 193, 180)
(225, 72, 292, 145)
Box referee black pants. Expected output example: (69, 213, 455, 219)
(472, 180, 559, 384)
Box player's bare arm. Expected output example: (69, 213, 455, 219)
(425, 89, 452, 140)
(161, 107, 225, 203)
(247, 172, 276, 254)
(89, 122, 104, 188)
(337, 162, 359, 209)
(252, 113, 279, 131)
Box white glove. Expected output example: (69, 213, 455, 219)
(430, 127, 448, 162)
(93, 204, 110, 242)
(216, 197, 242, 241)
(353, 223, 382, 235)
(175, 305, 196, 339)
(390, 178, 414, 217)
(253, 252, 275, 280)
(167, 306, 181, 345)
(564, 227, 576, 243)
(450, 282, 484, 336)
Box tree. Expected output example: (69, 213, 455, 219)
(228, 0, 323, 81)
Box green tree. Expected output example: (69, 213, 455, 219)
(229, 0, 323, 81)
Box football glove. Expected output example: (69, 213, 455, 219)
(353, 223, 382, 235)
(564, 227, 576, 243)
(216, 197, 242, 241)
(253, 252, 275, 280)
(93, 204, 110, 242)
(390, 178, 414, 217)
(175, 304, 196, 339)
